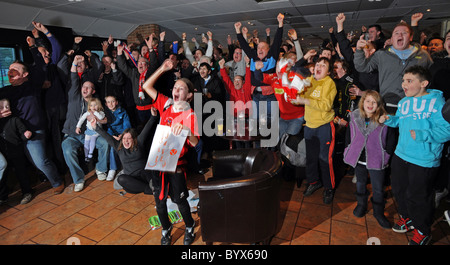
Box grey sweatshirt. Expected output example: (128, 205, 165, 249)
(95, 115, 157, 177)
(353, 43, 432, 106)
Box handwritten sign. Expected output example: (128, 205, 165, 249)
(145, 125, 188, 172)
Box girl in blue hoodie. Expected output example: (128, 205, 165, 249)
(105, 95, 131, 181)
(380, 66, 447, 245)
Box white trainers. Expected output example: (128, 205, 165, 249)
(444, 210, 450, 227)
(20, 193, 33, 204)
(116, 169, 124, 177)
(74, 181, 85, 192)
(106, 170, 116, 181)
(435, 188, 448, 208)
(96, 170, 107, 181)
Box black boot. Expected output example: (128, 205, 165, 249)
(372, 198, 391, 229)
(353, 192, 369, 218)
(184, 224, 195, 245)
(161, 225, 173, 245)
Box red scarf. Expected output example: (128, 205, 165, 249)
(143, 51, 149, 61)
(138, 69, 148, 100)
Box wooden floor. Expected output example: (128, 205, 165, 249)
(0, 166, 449, 246)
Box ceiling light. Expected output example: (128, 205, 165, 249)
(426, 9, 431, 12)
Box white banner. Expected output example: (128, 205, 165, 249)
(145, 125, 188, 172)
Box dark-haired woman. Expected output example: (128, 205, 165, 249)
(92, 110, 158, 195)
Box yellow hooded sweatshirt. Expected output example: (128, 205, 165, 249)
(303, 75, 337, 128)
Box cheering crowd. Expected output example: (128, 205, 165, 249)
(0, 12, 449, 245)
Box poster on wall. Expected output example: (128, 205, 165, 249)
(145, 125, 188, 172)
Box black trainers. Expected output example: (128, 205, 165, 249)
(392, 216, 414, 233)
(323, 189, 335, 204)
(409, 229, 432, 245)
(184, 225, 195, 245)
(303, 182, 323, 196)
(161, 225, 173, 245)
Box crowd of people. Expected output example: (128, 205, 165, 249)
(0, 12, 449, 245)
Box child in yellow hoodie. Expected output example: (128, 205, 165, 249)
(294, 57, 337, 204)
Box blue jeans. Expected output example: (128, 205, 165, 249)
(109, 146, 120, 171)
(0, 152, 6, 182)
(62, 134, 109, 184)
(26, 130, 62, 188)
(355, 164, 385, 203)
(279, 117, 304, 138)
(252, 92, 277, 121)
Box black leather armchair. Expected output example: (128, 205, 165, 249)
(198, 148, 283, 245)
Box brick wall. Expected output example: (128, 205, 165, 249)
(127, 24, 160, 47)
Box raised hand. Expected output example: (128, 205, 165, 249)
(234, 22, 242, 34)
(74, 36, 83, 44)
(277, 13, 285, 27)
(32, 21, 48, 34)
(411, 12, 423, 26)
(108, 34, 114, 44)
(241, 26, 248, 39)
(161, 59, 174, 72)
(288, 29, 297, 40)
(207, 31, 213, 41)
(336, 13, 346, 25)
(145, 33, 156, 48)
(218, 58, 225, 69)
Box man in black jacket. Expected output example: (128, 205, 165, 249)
(116, 41, 158, 129)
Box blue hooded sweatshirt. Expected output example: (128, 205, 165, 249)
(384, 89, 446, 168)
(105, 106, 131, 136)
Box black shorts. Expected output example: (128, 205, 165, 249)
(151, 170, 189, 203)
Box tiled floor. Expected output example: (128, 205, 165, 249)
(0, 166, 449, 246)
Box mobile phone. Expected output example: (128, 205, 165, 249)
(364, 33, 369, 41)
